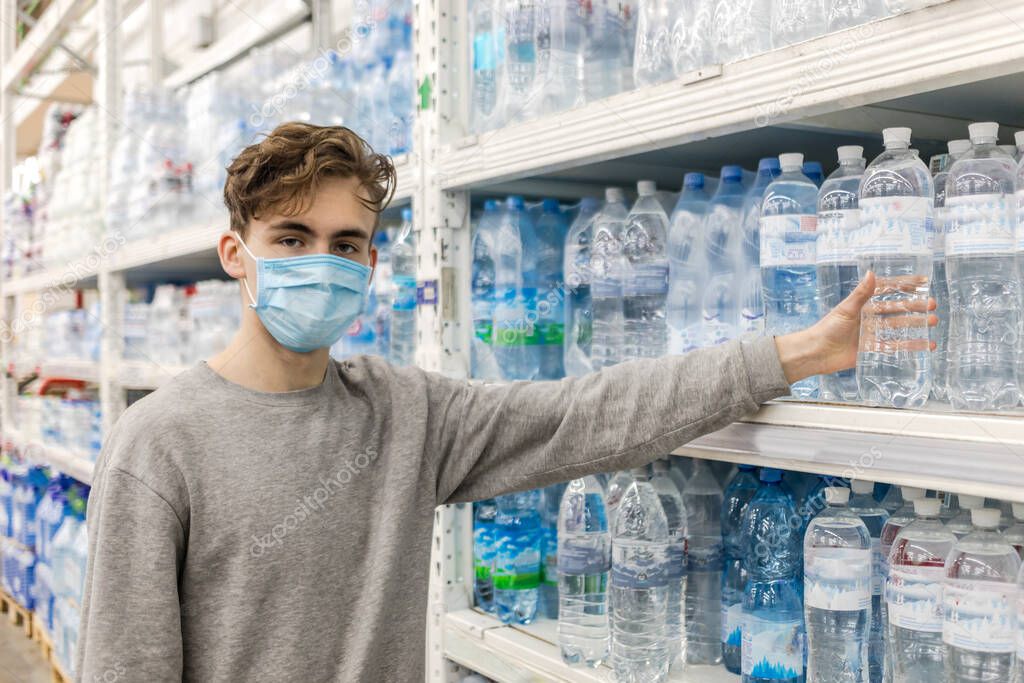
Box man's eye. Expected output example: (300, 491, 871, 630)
(279, 237, 303, 248)
(335, 243, 357, 255)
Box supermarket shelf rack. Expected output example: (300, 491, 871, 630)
(2, 428, 95, 485)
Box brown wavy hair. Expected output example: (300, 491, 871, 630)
(223, 123, 396, 234)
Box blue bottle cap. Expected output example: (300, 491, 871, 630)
(738, 464, 756, 472)
(758, 157, 781, 173)
(683, 172, 704, 189)
(401, 207, 412, 221)
(483, 199, 500, 211)
(760, 468, 783, 483)
(507, 195, 526, 210)
(803, 161, 823, 176)
(579, 197, 601, 211)
(542, 198, 560, 213)
(721, 165, 744, 182)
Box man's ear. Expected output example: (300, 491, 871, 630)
(368, 244, 378, 282)
(218, 231, 247, 280)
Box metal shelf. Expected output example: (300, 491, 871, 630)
(3, 428, 95, 484)
(38, 359, 100, 383)
(1, 0, 93, 92)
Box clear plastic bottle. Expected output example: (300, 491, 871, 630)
(470, 0, 504, 132)
(590, 188, 629, 369)
(390, 207, 417, 366)
(946, 494, 985, 539)
(856, 127, 934, 408)
(671, 0, 712, 78)
(817, 146, 867, 402)
(535, 0, 586, 116)
(938, 491, 961, 524)
(722, 464, 760, 674)
(943, 507, 1021, 682)
(504, 0, 538, 124)
(581, 0, 626, 103)
(494, 196, 541, 380)
(535, 199, 567, 380)
(1004, 503, 1024, 558)
(703, 166, 746, 348)
(879, 483, 904, 516)
(494, 490, 543, 624)
(387, 49, 414, 155)
(710, 0, 772, 66)
(540, 483, 566, 619)
(622, 181, 670, 360)
(827, 0, 886, 32)
(849, 480, 890, 683)
(683, 459, 724, 665)
(946, 122, 1022, 411)
(885, 497, 956, 683)
(564, 197, 601, 376)
(667, 173, 710, 354)
(740, 158, 782, 337)
(805, 487, 872, 683)
(471, 200, 505, 380)
(741, 468, 805, 683)
(879, 485, 927, 670)
(611, 467, 670, 683)
(633, 0, 673, 88)
(1015, 130, 1024, 161)
(761, 152, 820, 398)
(607, 469, 635, 529)
(473, 499, 498, 612)
(558, 475, 611, 667)
(651, 459, 689, 672)
(772, 0, 827, 48)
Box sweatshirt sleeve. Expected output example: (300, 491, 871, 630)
(431, 335, 789, 504)
(76, 466, 186, 682)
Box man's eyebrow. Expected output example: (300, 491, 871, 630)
(266, 222, 370, 240)
(267, 220, 315, 235)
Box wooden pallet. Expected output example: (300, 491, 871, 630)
(0, 589, 32, 638)
(31, 615, 54, 666)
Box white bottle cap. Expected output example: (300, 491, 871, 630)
(882, 127, 912, 145)
(967, 121, 999, 142)
(971, 507, 1001, 529)
(958, 494, 984, 510)
(778, 152, 803, 170)
(1015, 131, 1024, 148)
(837, 145, 863, 161)
(825, 487, 850, 505)
(850, 480, 874, 494)
(652, 459, 669, 473)
(1013, 503, 1024, 521)
(901, 486, 926, 501)
(630, 466, 648, 480)
(605, 187, 624, 203)
(914, 498, 941, 516)
(947, 139, 972, 155)
(637, 180, 657, 196)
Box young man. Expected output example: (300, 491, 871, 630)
(76, 123, 923, 681)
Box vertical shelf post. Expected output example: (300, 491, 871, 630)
(0, 0, 17, 433)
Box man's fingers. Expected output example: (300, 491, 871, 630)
(836, 271, 876, 320)
(868, 299, 936, 315)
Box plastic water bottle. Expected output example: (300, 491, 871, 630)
(651, 459, 689, 671)
(943, 507, 1021, 682)
(622, 181, 670, 360)
(493, 196, 541, 380)
(1004, 504, 1024, 558)
(930, 139, 971, 402)
(590, 188, 629, 369)
(633, 0, 672, 88)
(564, 197, 601, 376)
(803, 161, 825, 188)
(740, 158, 782, 337)
(535, 199, 567, 380)
(879, 485, 905, 516)
(946, 122, 1022, 411)
(387, 49, 414, 155)
(607, 469, 635, 530)
(828, 0, 886, 31)
(856, 127, 934, 408)
(741, 468, 805, 683)
(938, 491, 962, 524)
(504, 0, 537, 124)
(722, 464, 760, 674)
(772, 0, 826, 48)
(885, 497, 956, 683)
(946, 494, 985, 539)
(849, 480, 890, 683)
(390, 207, 417, 366)
(703, 166, 746, 347)
(804, 487, 872, 683)
(682, 459, 724, 665)
(474, 499, 498, 612)
(817, 146, 867, 402)
(535, 0, 585, 116)
(582, 0, 626, 103)
(761, 152, 820, 398)
(494, 490, 543, 624)
(711, 0, 771, 65)
(671, 0, 712, 77)
(558, 475, 611, 667)
(667, 173, 710, 354)
(879, 486, 926, 680)
(611, 467, 670, 683)
(541, 483, 566, 619)
(470, 0, 504, 132)
(471, 200, 505, 380)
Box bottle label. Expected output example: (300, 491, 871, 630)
(886, 565, 944, 632)
(493, 529, 541, 591)
(473, 526, 494, 581)
(945, 194, 1015, 255)
(473, 32, 495, 72)
(687, 540, 723, 572)
(620, 262, 668, 297)
(473, 319, 493, 345)
(665, 538, 687, 580)
(804, 547, 871, 610)
(934, 205, 948, 259)
(541, 527, 558, 587)
(816, 208, 860, 264)
(942, 580, 1016, 652)
(610, 543, 668, 589)
(760, 214, 818, 267)
(392, 274, 417, 312)
(855, 196, 933, 256)
(741, 614, 804, 679)
(557, 538, 611, 576)
(870, 537, 884, 596)
(722, 601, 744, 647)
(1016, 190, 1024, 251)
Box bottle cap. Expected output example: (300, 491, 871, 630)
(837, 145, 864, 161)
(605, 187, 625, 203)
(652, 459, 669, 473)
(778, 153, 803, 170)
(542, 198, 560, 213)
(802, 161, 823, 176)
(483, 199, 500, 211)
(850, 480, 875, 494)
(630, 466, 649, 480)
(901, 486, 925, 501)
(825, 487, 850, 505)
(1015, 131, 1024, 148)
(758, 157, 781, 173)
(683, 172, 705, 190)
(958, 494, 984, 510)
(1013, 502, 1024, 521)
(737, 464, 756, 472)
(948, 139, 972, 155)
(721, 165, 743, 182)
(967, 121, 999, 142)
(507, 195, 525, 210)
(636, 180, 657, 196)
(914, 498, 940, 516)
(882, 127, 912, 145)
(401, 207, 412, 221)
(971, 507, 1001, 529)
(759, 468, 782, 483)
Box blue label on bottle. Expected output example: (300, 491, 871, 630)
(557, 539, 610, 576)
(392, 275, 417, 311)
(611, 541, 668, 589)
(741, 615, 804, 679)
(665, 540, 687, 580)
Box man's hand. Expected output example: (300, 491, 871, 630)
(774, 272, 938, 385)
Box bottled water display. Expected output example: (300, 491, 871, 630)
(856, 127, 934, 408)
(817, 146, 867, 402)
(474, 499, 498, 612)
(849, 480, 890, 683)
(828, 0, 886, 31)
(1004, 504, 1024, 557)
(472, 200, 505, 380)
(494, 490, 543, 624)
(535, 200, 568, 380)
(390, 208, 417, 367)
(590, 188, 630, 370)
(803, 161, 825, 188)
(722, 465, 760, 674)
(534, 0, 587, 117)
(703, 167, 746, 347)
(667, 173, 710, 354)
(885, 497, 955, 683)
(504, 1, 539, 124)
(611, 467, 670, 683)
(651, 460, 688, 671)
(740, 158, 782, 336)
(633, 0, 673, 88)
(945, 494, 984, 539)
(541, 483, 566, 620)
(494, 196, 541, 380)
(945, 122, 1022, 411)
(711, 0, 773, 66)
(607, 469, 635, 530)
(583, 0, 629, 104)
(470, 0, 503, 132)
(804, 487, 872, 683)
(682, 459, 724, 665)
(564, 198, 601, 376)
(772, 0, 827, 49)
(557, 476, 611, 668)
(761, 152, 820, 398)
(741, 468, 804, 683)
(622, 181, 670, 361)
(942, 508, 1020, 682)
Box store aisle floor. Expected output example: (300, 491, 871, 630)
(0, 620, 51, 683)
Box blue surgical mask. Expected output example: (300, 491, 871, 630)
(235, 232, 373, 353)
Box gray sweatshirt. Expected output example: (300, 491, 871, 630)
(76, 336, 789, 682)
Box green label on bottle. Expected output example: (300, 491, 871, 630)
(474, 320, 493, 345)
(475, 564, 492, 581)
(493, 323, 530, 347)
(493, 570, 541, 590)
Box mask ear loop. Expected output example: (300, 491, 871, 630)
(233, 231, 260, 309)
